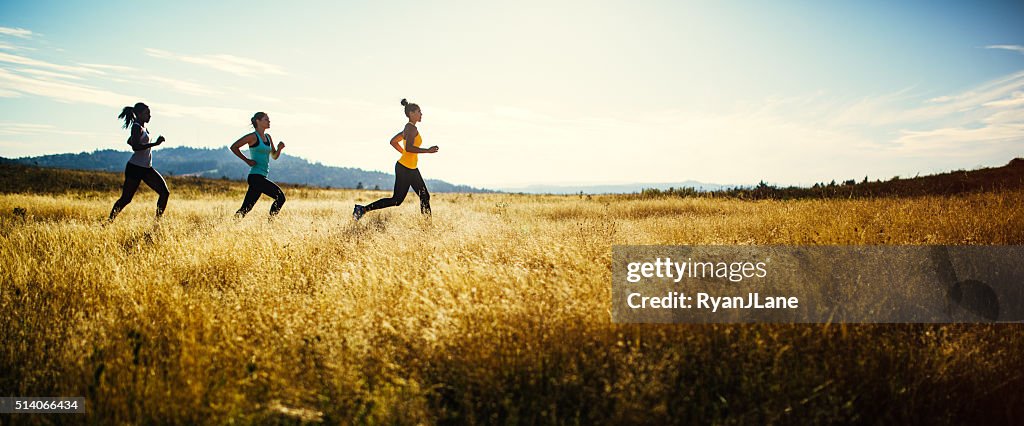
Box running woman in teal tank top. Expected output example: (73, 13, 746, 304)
(230, 112, 286, 217)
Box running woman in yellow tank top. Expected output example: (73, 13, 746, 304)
(353, 99, 439, 220)
(397, 130, 423, 169)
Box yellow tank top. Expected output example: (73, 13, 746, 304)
(398, 132, 422, 169)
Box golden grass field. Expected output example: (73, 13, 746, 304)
(2, 178, 1024, 424)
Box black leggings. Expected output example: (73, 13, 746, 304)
(365, 162, 431, 215)
(236, 174, 286, 217)
(109, 163, 170, 220)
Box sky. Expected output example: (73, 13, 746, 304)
(0, 0, 1022, 189)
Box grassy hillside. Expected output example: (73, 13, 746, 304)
(1, 163, 1023, 423)
(1, 161, 225, 196)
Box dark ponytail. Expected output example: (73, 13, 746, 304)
(251, 112, 267, 129)
(118, 106, 135, 129)
(118, 102, 148, 129)
(401, 98, 419, 117)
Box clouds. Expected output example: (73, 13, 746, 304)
(894, 124, 1024, 157)
(0, 121, 110, 158)
(0, 38, 294, 127)
(0, 42, 35, 52)
(0, 122, 96, 137)
(0, 67, 132, 106)
(19, 68, 84, 81)
(0, 27, 38, 53)
(983, 91, 1024, 109)
(1, 10, 1022, 187)
(450, 63, 1024, 185)
(0, 27, 33, 39)
(735, 68, 1024, 158)
(985, 45, 1024, 55)
(144, 48, 286, 77)
(0, 52, 104, 76)
(3, 47, 291, 117)
(0, 64, 252, 127)
(914, 71, 1024, 118)
(0, 24, 353, 162)
(0, 37, 137, 105)
(887, 72, 1024, 155)
(79, 63, 139, 73)
(145, 76, 222, 97)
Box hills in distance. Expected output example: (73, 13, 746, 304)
(10, 146, 488, 193)
(9, 147, 732, 194)
(505, 181, 730, 194)
(6, 147, 1023, 198)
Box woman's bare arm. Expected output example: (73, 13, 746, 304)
(230, 134, 257, 166)
(271, 135, 285, 160)
(389, 131, 405, 153)
(128, 125, 164, 151)
(403, 124, 439, 153)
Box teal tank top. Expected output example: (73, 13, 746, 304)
(249, 131, 271, 176)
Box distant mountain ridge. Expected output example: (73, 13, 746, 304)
(635, 158, 1024, 200)
(15, 149, 1019, 197)
(503, 181, 731, 194)
(3, 155, 1021, 199)
(13, 147, 489, 193)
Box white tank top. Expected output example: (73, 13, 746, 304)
(127, 123, 153, 168)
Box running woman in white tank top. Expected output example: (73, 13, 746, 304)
(109, 102, 170, 222)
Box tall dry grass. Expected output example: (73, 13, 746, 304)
(2, 186, 1023, 423)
